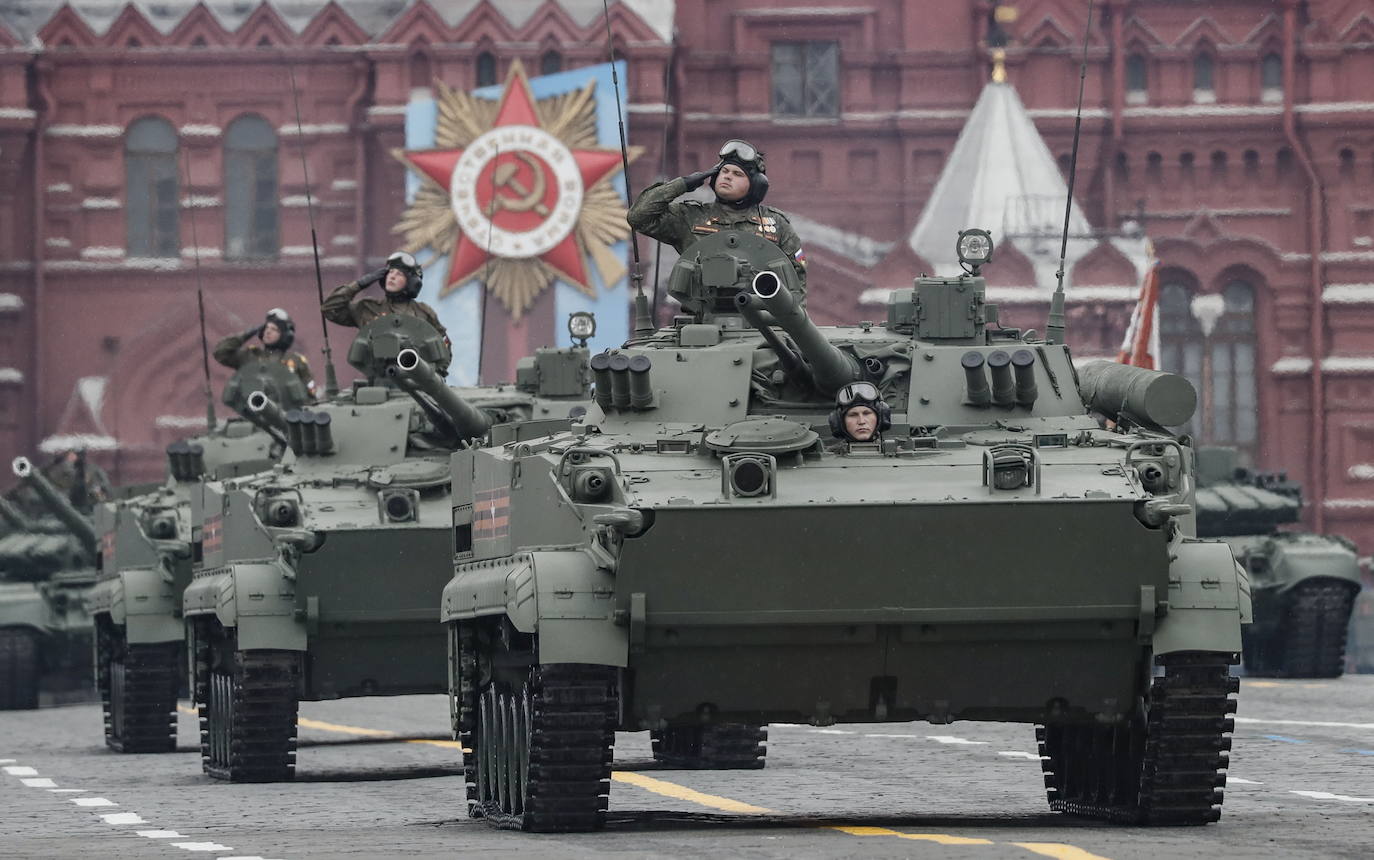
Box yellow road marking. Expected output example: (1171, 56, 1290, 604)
(1014, 843, 1114, 860)
(830, 826, 992, 845)
(179, 704, 1111, 857)
(611, 772, 772, 814)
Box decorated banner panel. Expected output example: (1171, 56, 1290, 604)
(396, 60, 640, 385)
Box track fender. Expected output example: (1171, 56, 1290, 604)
(441, 551, 626, 667)
(1152, 539, 1250, 656)
(183, 561, 305, 652)
(0, 583, 51, 634)
(104, 567, 182, 645)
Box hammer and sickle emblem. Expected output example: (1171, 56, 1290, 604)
(485, 152, 550, 217)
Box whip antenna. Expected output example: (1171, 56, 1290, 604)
(288, 64, 339, 396)
(649, 45, 674, 323)
(602, 0, 655, 337)
(477, 143, 498, 384)
(1047, 0, 1094, 346)
(181, 148, 217, 430)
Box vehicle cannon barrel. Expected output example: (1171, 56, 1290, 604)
(0, 493, 35, 532)
(246, 390, 290, 439)
(735, 293, 813, 388)
(1077, 361, 1198, 428)
(393, 348, 493, 441)
(749, 271, 862, 393)
(11, 456, 98, 555)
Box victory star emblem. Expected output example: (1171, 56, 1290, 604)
(394, 61, 641, 318)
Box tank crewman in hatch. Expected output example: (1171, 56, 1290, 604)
(213, 308, 316, 399)
(627, 139, 808, 305)
(322, 251, 451, 372)
(828, 381, 891, 446)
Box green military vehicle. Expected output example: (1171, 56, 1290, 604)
(442, 229, 1250, 831)
(88, 357, 299, 753)
(184, 315, 593, 781)
(1194, 447, 1361, 678)
(1, 461, 99, 710)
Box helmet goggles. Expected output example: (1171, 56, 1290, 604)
(836, 381, 881, 409)
(718, 139, 761, 167)
(387, 251, 419, 271)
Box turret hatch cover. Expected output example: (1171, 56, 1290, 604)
(705, 417, 818, 455)
(367, 459, 451, 489)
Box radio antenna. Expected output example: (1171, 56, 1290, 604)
(649, 45, 675, 325)
(602, 0, 655, 337)
(1047, 0, 1094, 346)
(288, 63, 340, 397)
(477, 143, 497, 384)
(181, 148, 217, 431)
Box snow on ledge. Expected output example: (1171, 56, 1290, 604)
(278, 123, 348, 136)
(1324, 498, 1374, 510)
(1348, 464, 1374, 482)
(39, 434, 118, 453)
(0, 368, 23, 383)
(1323, 284, 1374, 304)
(1322, 356, 1374, 374)
(0, 293, 23, 312)
(46, 124, 122, 137)
(155, 415, 208, 429)
(1270, 357, 1313, 375)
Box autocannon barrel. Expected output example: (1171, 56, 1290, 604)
(735, 293, 813, 388)
(394, 348, 493, 441)
(247, 390, 290, 438)
(11, 456, 98, 555)
(0, 493, 35, 532)
(1077, 361, 1198, 428)
(749, 271, 861, 393)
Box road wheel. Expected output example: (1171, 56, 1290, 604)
(651, 723, 768, 769)
(198, 634, 299, 782)
(460, 624, 616, 832)
(0, 627, 41, 710)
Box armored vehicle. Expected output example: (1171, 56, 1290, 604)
(442, 229, 1249, 831)
(1194, 447, 1361, 678)
(184, 315, 593, 781)
(88, 358, 298, 752)
(1, 460, 99, 710)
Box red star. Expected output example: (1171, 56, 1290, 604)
(400, 64, 625, 293)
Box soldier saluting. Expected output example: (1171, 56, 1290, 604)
(627, 139, 807, 305)
(213, 308, 316, 399)
(323, 251, 451, 373)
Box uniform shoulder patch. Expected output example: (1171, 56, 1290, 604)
(766, 207, 793, 225)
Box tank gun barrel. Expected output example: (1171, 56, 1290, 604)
(1078, 361, 1197, 428)
(246, 391, 290, 439)
(749, 272, 861, 393)
(393, 348, 493, 441)
(11, 456, 98, 555)
(0, 493, 36, 532)
(735, 293, 814, 389)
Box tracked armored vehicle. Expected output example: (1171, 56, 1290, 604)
(1195, 447, 1361, 678)
(88, 357, 297, 752)
(2, 461, 99, 710)
(184, 315, 593, 781)
(443, 229, 1250, 831)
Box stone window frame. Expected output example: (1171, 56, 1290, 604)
(124, 115, 180, 258)
(223, 114, 279, 262)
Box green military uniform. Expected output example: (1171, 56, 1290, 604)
(212, 333, 316, 397)
(42, 455, 112, 513)
(322, 279, 450, 342)
(627, 177, 808, 305)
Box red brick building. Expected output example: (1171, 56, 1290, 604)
(1, 0, 1372, 550)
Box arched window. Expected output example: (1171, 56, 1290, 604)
(540, 50, 563, 76)
(224, 115, 278, 260)
(1126, 53, 1148, 103)
(476, 51, 497, 87)
(1193, 52, 1215, 101)
(1159, 279, 1259, 456)
(1261, 52, 1283, 101)
(125, 116, 179, 257)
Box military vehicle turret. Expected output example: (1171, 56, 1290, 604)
(183, 314, 593, 781)
(88, 357, 295, 752)
(2, 459, 99, 710)
(1194, 447, 1361, 677)
(442, 229, 1249, 831)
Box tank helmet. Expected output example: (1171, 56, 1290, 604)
(711, 138, 770, 207)
(263, 307, 295, 351)
(828, 381, 892, 440)
(386, 251, 424, 300)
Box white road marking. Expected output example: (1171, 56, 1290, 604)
(138, 831, 187, 839)
(0, 759, 14, 764)
(72, 797, 117, 807)
(865, 733, 919, 738)
(21, 778, 57, 788)
(100, 812, 148, 825)
(811, 729, 857, 734)
(998, 751, 1043, 760)
(1227, 777, 1263, 785)
(928, 735, 989, 745)
(1291, 790, 1374, 803)
(1235, 716, 1374, 731)
(172, 842, 235, 852)
(48, 788, 86, 793)
(3, 765, 38, 776)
